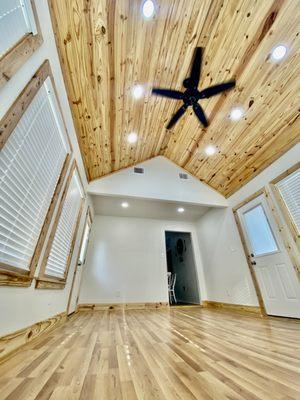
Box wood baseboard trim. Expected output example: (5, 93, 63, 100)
(202, 301, 262, 315)
(0, 311, 68, 364)
(78, 302, 169, 311)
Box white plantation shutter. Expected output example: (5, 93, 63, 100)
(45, 171, 83, 278)
(276, 168, 300, 233)
(78, 219, 91, 265)
(0, 0, 37, 57)
(0, 78, 70, 270)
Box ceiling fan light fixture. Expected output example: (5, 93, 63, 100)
(132, 84, 144, 99)
(127, 132, 138, 144)
(142, 0, 155, 19)
(270, 44, 288, 61)
(204, 145, 217, 156)
(229, 107, 244, 121)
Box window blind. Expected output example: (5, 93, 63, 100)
(276, 168, 300, 233)
(78, 219, 91, 265)
(45, 171, 83, 279)
(0, 0, 37, 57)
(0, 78, 70, 270)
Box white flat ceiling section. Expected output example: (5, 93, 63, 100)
(88, 156, 228, 208)
(92, 195, 210, 222)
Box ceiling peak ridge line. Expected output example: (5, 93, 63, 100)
(181, 0, 285, 170)
(107, 0, 116, 173)
(159, 0, 223, 157)
(145, 1, 197, 160)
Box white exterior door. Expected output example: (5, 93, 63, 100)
(237, 194, 300, 318)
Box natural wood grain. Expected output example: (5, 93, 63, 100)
(0, 61, 72, 286)
(233, 197, 267, 316)
(265, 187, 300, 274)
(66, 208, 92, 314)
(202, 301, 262, 315)
(36, 161, 85, 288)
(0, 308, 299, 399)
(0, 1, 43, 88)
(78, 302, 169, 311)
(0, 312, 67, 364)
(49, 0, 300, 196)
(0, 61, 50, 150)
(270, 162, 300, 253)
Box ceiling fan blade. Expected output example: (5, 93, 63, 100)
(166, 105, 187, 129)
(193, 103, 208, 127)
(189, 47, 203, 88)
(152, 88, 183, 100)
(199, 80, 236, 98)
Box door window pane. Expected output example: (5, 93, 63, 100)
(243, 204, 278, 256)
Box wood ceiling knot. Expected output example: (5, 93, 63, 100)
(49, 0, 300, 197)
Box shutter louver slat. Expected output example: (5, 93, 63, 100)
(44, 172, 83, 279)
(276, 169, 300, 233)
(0, 0, 37, 57)
(0, 80, 70, 271)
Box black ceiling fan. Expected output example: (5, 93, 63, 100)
(152, 47, 236, 129)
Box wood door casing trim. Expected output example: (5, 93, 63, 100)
(36, 161, 85, 289)
(66, 207, 92, 314)
(264, 187, 300, 275)
(0, 0, 43, 89)
(270, 162, 300, 254)
(233, 186, 300, 317)
(0, 61, 73, 287)
(233, 197, 267, 316)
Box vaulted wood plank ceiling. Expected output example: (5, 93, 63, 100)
(48, 0, 300, 197)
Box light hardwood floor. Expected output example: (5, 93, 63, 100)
(0, 308, 299, 399)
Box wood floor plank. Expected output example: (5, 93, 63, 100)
(0, 308, 299, 400)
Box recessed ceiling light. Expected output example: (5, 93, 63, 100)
(270, 44, 287, 61)
(229, 107, 244, 121)
(204, 145, 217, 156)
(127, 132, 138, 144)
(177, 207, 185, 213)
(132, 85, 144, 99)
(121, 202, 129, 208)
(142, 0, 155, 19)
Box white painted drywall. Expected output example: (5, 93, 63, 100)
(88, 156, 228, 207)
(0, 0, 92, 336)
(79, 215, 207, 304)
(195, 143, 300, 306)
(196, 207, 259, 305)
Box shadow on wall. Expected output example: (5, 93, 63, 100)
(165, 231, 200, 304)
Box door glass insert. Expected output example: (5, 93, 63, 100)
(243, 204, 279, 256)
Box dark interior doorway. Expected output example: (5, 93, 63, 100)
(165, 231, 200, 305)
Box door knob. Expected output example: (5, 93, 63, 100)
(251, 261, 256, 265)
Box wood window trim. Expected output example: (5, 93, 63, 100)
(36, 161, 85, 289)
(0, 1, 43, 89)
(270, 162, 300, 253)
(66, 207, 92, 313)
(0, 60, 72, 287)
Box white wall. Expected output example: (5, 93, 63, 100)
(0, 0, 92, 336)
(88, 156, 228, 207)
(196, 143, 300, 306)
(80, 215, 207, 304)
